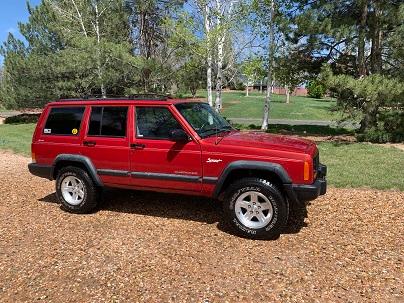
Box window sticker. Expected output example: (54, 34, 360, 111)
(44, 128, 51, 134)
(72, 128, 78, 135)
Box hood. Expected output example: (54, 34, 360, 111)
(213, 131, 315, 154)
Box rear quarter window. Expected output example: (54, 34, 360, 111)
(43, 107, 85, 136)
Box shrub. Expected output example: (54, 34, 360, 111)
(307, 80, 326, 98)
(321, 65, 404, 142)
(4, 113, 40, 124)
(356, 129, 404, 143)
(356, 111, 404, 143)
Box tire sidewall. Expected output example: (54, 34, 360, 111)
(56, 168, 93, 213)
(224, 179, 287, 239)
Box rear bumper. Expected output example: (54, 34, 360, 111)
(285, 164, 327, 203)
(28, 163, 53, 180)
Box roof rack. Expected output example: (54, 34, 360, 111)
(58, 94, 171, 102)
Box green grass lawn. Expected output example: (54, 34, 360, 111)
(194, 90, 339, 121)
(0, 123, 35, 156)
(0, 123, 402, 191)
(318, 142, 404, 191)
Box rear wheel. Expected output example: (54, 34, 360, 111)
(223, 178, 288, 239)
(56, 166, 99, 213)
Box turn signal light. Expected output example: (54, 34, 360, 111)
(304, 161, 310, 181)
(31, 152, 36, 163)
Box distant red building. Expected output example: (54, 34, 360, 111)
(250, 84, 308, 96)
(272, 86, 308, 96)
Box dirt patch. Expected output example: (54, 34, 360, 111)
(379, 143, 404, 152)
(0, 151, 402, 302)
(298, 134, 356, 143)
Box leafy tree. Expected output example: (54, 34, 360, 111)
(177, 57, 206, 97)
(288, 1, 403, 142)
(307, 80, 326, 99)
(241, 57, 265, 96)
(125, 0, 185, 93)
(251, 0, 276, 130)
(0, 0, 136, 108)
(275, 51, 304, 103)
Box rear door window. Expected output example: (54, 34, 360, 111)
(88, 106, 128, 137)
(43, 107, 85, 135)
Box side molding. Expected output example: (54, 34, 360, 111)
(53, 154, 103, 186)
(212, 160, 292, 199)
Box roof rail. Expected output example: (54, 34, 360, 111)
(58, 94, 171, 102)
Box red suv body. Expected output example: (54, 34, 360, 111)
(29, 97, 326, 239)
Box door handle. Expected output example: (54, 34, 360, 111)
(83, 141, 97, 147)
(130, 143, 145, 149)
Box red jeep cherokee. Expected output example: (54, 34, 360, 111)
(28, 96, 326, 239)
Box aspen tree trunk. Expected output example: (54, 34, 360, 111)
(71, 0, 87, 37)
(214, 0, 235, 112)
(261, 0, 274, 130)
(204, 4, 213, 106)
(93, 1, 106, 98)
(285, 85, 290, 104)
(215, 28, 225, 112)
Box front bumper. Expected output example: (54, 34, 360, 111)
(292, 178, 327, 202)
(285, 164, 327, 203)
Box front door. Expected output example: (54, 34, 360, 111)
(130, 105, 202, 192)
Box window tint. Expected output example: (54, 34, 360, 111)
(88, 106, 128, 137)
(44, 107, 85, 135)
(136, 107, 182, 139)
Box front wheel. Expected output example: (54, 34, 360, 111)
(223, 178, 288, 239)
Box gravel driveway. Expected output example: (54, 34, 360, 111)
(0, 151, 402, 302)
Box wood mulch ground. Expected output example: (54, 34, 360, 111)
(0, 151, 402, 302)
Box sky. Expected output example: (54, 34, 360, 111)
(0, 0, 41, 65)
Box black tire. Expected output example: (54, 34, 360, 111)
(55, 166, 99, 214)
(223, 178, 288, 239)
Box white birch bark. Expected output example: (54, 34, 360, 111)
(89, 1, 106, 98)
(71, 0, 87, 37)
(261, 0, 274, 130)
(215, 31, 225, 111)
(285, 85, 290, 103)
(92, 1, 106, 98)
(214, 0, 235, 112)
(203, 4, 213, 107)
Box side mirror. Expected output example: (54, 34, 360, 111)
(169, 129, 189, 142)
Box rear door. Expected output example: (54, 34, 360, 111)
(81, 105, 131, 185)
(130, 105, 202, 192)
(34, 106, 86, 164)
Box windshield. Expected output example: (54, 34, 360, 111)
(175, 102, 233, 138)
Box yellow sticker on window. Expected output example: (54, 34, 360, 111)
(72, 128, 78, 135)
